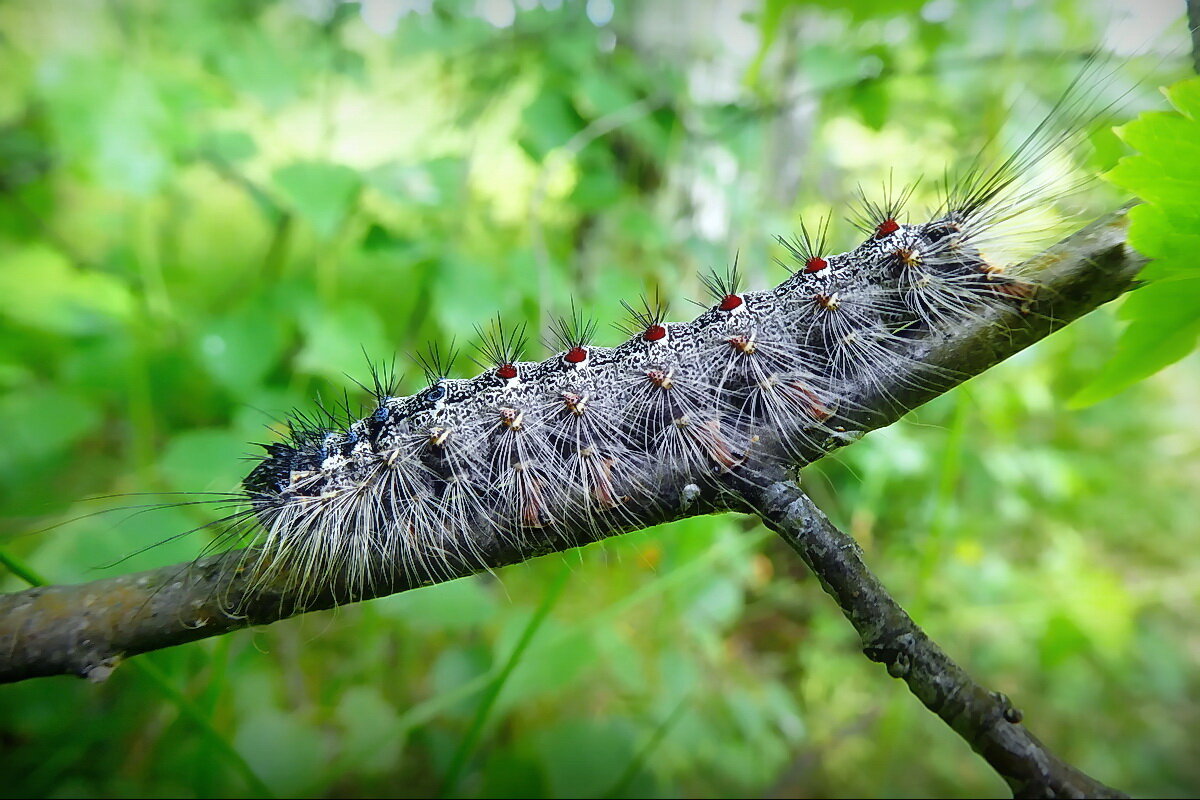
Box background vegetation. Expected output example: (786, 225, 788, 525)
(0, 0, 1196, 797)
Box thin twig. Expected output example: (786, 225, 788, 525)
(736, 474, 1127, 799)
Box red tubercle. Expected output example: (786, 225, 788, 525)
(875, 218, 899, 239)
(718, 294, 743, 312)
(643, 324, 667, 342)
(564, 346, 588, 364)
(804, 256, 828, 273)
(497, 364, 518, 380)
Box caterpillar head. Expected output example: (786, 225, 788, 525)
(244, 428, 353, 503)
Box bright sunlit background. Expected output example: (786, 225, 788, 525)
(0, 0, 1196, 797)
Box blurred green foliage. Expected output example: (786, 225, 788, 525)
(0, 1, 1196, 797)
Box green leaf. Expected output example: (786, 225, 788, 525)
(574, 69, 636, 120)
(373, 575, 496, 631)
(0, 246, 132, 335)
(204, 129, 258, 162)
(851, 78, 890, 132)
(1070, 277, 1200, 407)
(198, 304, 290, 394)
(519, 89, 581, 160)
(214, 29, 304, 111)
(495, 620, 596, 711)
(273, 161, 361, 240)
(234, 710, 325, 796)
(570, 164, 623, 210)
(1125, 204, 1200, 281)
(29, 500, 199, 587)
(366, 158, 464, 207)
(294, 301, 389, 388)
(531, 719, 637, 798)
(745, 0, 790, 91)
(0, 386, 100, 482)
(160, 427, 250, 495)
(479, 749, 546, 799)
(1077, 77, 1200, 405)
(334, 687, 404, 775)
(1164, 74, 1200, 117)
(433, 253, 514, 335)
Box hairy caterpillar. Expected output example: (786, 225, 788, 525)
(112, 55, 1146, 613)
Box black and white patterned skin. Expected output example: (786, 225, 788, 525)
(239, 205, 1040, 605)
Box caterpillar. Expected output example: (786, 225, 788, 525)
(209, 74, 1124, 611)
(89, 51, 1156, 615)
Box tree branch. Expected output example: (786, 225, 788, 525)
(736, 474, 1127, 799)
(0, 207, 1144, 696)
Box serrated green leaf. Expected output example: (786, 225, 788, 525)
(1082, 77, 1200, 405)
(1070, 278, 1200, 407)
(1125, 204, 1200, 281)
(1164, 75, 1200, 119)
(1113, 114, 1200, 172)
